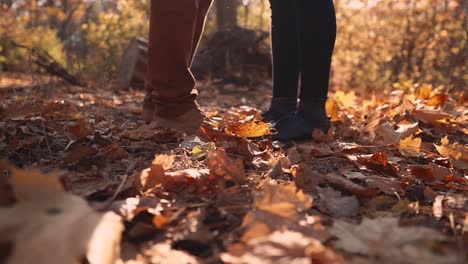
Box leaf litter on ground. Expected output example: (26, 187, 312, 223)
(0, 76, 466, 263)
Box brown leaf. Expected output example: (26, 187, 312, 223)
(330, 217, 462, 264)
(68, 118, 95, 140)
(139, 155, 175, 191)
(100, 143, 128, 161)
(410, 163, 451, 182)
(362, 152, 399, 176)
(291, 163, 324, 195)
(63, 144, 98, 165)
(227, 120, 271, 138)
(0, 166, 123, 264)
(365, 176, 403, 195)
(222, 230, 343, 264)
(241, 182, 323, 242)
(206, 149, 245, 184)
(317, 187, 360, 217)
(325, 173, 378, 198)
(411, 109, 451, 124)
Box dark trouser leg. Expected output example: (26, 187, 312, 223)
(269, 0, 300, 99)
(297, 0, 336, 101)
(263, 0, 300, 122)
(272, 0, 337, 140)
(145, 0, 211, 120)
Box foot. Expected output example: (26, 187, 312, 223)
(261, 97, 298, 123)
(152, 106, 206, 134)
(272, 115, 330, 140)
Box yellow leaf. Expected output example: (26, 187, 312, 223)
(227, 120, 271, 138)
(434, 137, 467, 169)
(326, 98, 340, 122)
(334, 91, 357, 108)
(399, 136, 422, 157)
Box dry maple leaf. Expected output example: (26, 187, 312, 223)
(0, 166, 123, 264)
(206, 149, 246, 184)
(139, 154, 175, 191)
(317, 187, 360, 217)
(226, 120, 271, 138)
(399, 135, 422, 157)
(411, 109, 452, 124)
(68, 118, 95, 140)
(240, 182, 326, 243)
(325, 173, 379, 198)
(62, 144, 98, 165)
(361, 152, 398, 176)
(221, 230, 344, 264)
(434, 136, 468, 170)
(330, 217, 463, 264)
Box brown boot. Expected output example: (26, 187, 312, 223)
(152, 105, 206, 134)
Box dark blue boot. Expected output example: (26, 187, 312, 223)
(273, 99, 330, 140)
(261, 97, 298, 123)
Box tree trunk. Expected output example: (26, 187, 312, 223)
(216, 0, 239, 30)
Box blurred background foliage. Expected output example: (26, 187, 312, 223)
(0, 0, 466, 90)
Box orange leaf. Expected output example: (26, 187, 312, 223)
(227, 120, 271, 138)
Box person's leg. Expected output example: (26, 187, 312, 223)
(262, 0, 300, 122)
(297, 0, 336, 120)
(144, 0, 211, 130)
(190, 0, 213, 66)
(273, 0, 336, 140)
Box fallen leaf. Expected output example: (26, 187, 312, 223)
(100, 143, 128, 161)
(361, 152, 398, 176)
(330, 217, 462, 264)
(227, 120, 271, 138)
(145, 241, 199, 264)
(411, 109, 451, 124)
(326, 98, 340, 122)
(63, 144, 98, 165)
(206, 149, 245, 184)
(334, 91, 357, 108)
(68, 118, 95, 140)
(365, 175, 403, 195)
(325, 173, 378, 198)
(0, 166, 123, 264)
(191, 142, 216, 159)
(221, 230, 343, 264)
(317, 187, 360, 217)
(241, 182, 326, 242)
(399, 135, 422, 157)
(291, 163, 324, 195)
(139, 155, 175, 191)
(410, 163, 451, 182)
(426, 93, 449, 107)
(434, 136, 468, 169)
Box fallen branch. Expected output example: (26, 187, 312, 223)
(12, 42, 86, 87)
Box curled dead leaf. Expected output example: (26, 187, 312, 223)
(227, 120, 271, 138)
(0, 166, 123, 264)
(206, 149, 245, 184)
(68, 118, 95, 140)
(434, 136, 468, 170)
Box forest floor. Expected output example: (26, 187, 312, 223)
(0, 73, 467, 264)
